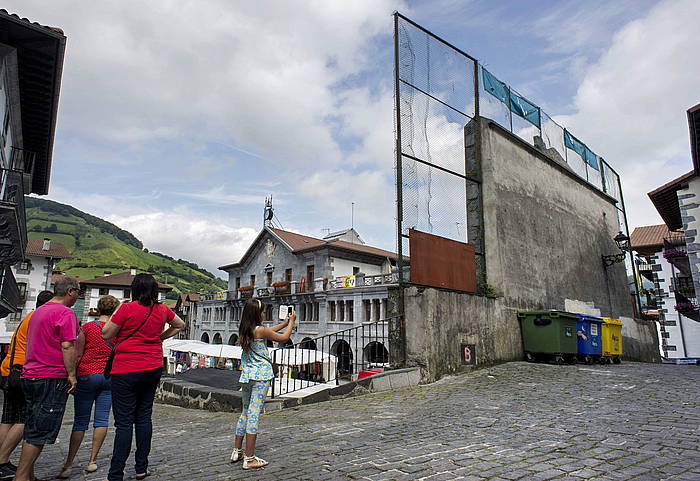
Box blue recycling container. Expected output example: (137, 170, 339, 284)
(575, 314, 604, 364)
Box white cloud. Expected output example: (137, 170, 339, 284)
(107, 211, 258, 277)
(561, 0, 700, 229)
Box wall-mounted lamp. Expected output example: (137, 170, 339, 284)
(602, 231, 630, 267)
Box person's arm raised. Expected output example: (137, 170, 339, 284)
(259, 311, 296, 343)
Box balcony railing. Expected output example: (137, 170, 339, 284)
(0, 167, 26, 264)
(9, 147, 36, 193)
(269, 317, 394, 398)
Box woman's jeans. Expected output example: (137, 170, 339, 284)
(108, 368, 162, 481)
(73, 373, 112, 431)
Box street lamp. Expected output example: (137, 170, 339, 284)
(602, 231, 630, 267)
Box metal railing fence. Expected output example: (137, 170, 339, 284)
(269, 317, 393, 398)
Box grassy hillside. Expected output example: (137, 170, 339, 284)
(26, 197, 226, 297)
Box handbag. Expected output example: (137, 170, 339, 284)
(1, 315, 28, 391)
(104, 304, 155, 379)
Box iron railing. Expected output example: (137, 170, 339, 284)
(269, 317, 394, 398)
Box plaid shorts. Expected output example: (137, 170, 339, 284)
(1, 385, 26, 424)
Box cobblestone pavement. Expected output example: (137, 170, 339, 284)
(16, 362, 700, 480)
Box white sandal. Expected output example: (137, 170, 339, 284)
(242, 455, 268, 470)
(230, 447, 243, 463)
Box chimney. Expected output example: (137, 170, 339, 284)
(130, 267, 137, 275)
(42, 238, 51, 251)
(103, 271, 111, 277)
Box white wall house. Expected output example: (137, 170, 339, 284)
(79, 269, 171, 322)
(7, 238, 70, 330)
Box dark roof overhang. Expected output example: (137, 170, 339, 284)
(0, 10, 66, 195)
(648, 171, 695, 231)
(689, 103, 700, 174)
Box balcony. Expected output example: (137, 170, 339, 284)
(663, 248, 690, 277)
(0, 167, 27, 265)
(0, 264, 20, 319)
(9, 147, 36, 194)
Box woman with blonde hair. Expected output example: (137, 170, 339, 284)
(230, 298, 295, 470)
(58, 295, 120, 478)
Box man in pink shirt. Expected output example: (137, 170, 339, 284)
(13, 276, 80, 481)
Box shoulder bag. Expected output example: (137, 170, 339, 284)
(1, 315, 30, 391)
(104, 304, 155, 378)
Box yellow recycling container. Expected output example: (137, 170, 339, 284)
(600, 317, 623, 364)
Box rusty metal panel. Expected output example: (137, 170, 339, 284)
(409, 229, 477, 293)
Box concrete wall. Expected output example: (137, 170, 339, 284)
(401, 120, 658, 381)
(403, 285, 521, 382)
(480, 120, 632, 318)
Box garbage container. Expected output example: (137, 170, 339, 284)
(517, 310, 578, 364)
(600, 317, 623, 364)
(575, 314, 604, 364)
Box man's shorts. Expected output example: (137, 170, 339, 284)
(22, 377, 69, 445)
(1, 384, 27, 424)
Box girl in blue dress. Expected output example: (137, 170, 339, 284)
(231, 297, 295, 470)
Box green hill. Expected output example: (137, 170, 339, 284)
(25, 197, 227, 298)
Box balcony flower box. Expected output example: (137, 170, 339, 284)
(663, 248, 687, 260)
(674, 301, 698, 313)
(272, 281, 291, 295)
(237, 285, 253, 298)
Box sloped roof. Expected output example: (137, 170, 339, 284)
(219, 227, 397, 270)
(648, 171, 695, 230)
(80, 271, 172, 291)
(25, 239, 70, 258)
(689, 102, 700, 173)
(630, 224, 684, 254)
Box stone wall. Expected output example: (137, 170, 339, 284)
(400, 119, 659, 381)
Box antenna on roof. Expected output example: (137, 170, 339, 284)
(264, 196, 274, 227)
(351, 202, 354, 230)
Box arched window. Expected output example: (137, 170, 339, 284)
(363, 341, 389, 364)
(228, 333, 238, 345)
(299, 338, 317, 350)
(331, 339, 353, 374)
(213, 333, 222, 344)
(201, 332, 210, 344)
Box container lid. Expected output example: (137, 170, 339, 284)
(600, 317, 623, 325)
(574, 313, 604, 323)
(516, 310, 578, 319)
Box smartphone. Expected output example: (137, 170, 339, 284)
(278, 305, 289, 320)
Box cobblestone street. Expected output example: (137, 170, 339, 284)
(20, 362, 700, 480)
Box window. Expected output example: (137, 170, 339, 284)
(300, 304, 306, 322)
(250, 275, 255, 287)
(99, 288, 109, 296)
(661, 332, 670, 338)
(17, 282, 27, 302)
(266, 272, 273, 286)
(329, 301, 336, 322)
(364, 300, 371, 322)
(123, 289, 131, 299)
(19, 260, 29, 271)
(353, 266, 360, 275)
(338, 301, 345, 322)
(285, 268, 292, 283)
(307, 265, 315, 292)
(314, 302, 319, 322)
(347, 300, 353, 322)
(373, 299, 381, 321)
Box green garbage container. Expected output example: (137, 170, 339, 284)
(517, 310, 578, 364)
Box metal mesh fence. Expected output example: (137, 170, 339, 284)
(394, 13, 632, 287)
(395, 14, 478, 281)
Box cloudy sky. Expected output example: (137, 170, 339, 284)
(6, 0, 699, 276)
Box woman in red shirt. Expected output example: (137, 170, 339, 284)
(102, 274, 184, 481)
(58, 295, 120, 478)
